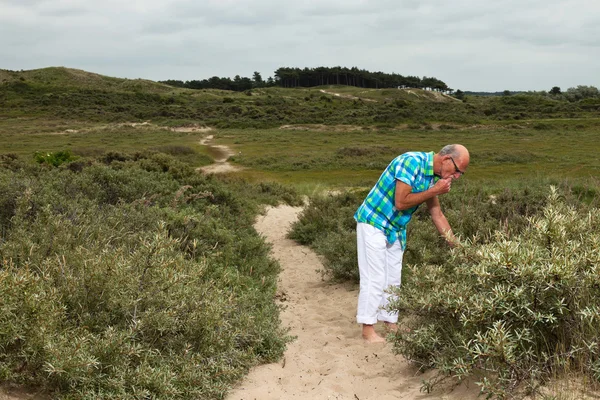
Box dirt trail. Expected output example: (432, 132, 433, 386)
(226, 205, 480, 400)
(197, 135, 244, 174)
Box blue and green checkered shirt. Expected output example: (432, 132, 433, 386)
(354, 151, 437, 249)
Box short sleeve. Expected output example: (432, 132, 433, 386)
(394, 155, 419, 188)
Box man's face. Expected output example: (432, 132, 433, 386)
(444, 155, 466, 180)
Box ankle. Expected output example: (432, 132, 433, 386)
(362, 325, 385, 343)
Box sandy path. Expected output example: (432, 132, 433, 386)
(197, 135, 244, 174)
(226, 205, 480, 400)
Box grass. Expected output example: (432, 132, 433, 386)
(211, 123, 600, 186)
(0, 122, 213, 167)
(3, 119, 599, 188)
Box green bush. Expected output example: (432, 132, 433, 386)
(314, 230, 358, 281)
(288, 191, 362, 281)
(34, 150, 77, 167)
(152, 145, 196, 156)
(389, 187, 600, 397)
(0, 155, 301, 399)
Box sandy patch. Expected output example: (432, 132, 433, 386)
(46, 122, 212, 135)
(198, 163, 243, 174)
(319, 89, 378, 103)
(439, 92, 462, 102)
(170, 126, 213, 133)
(402, 89, 460, 103)
(225, 205, 481, 400)
(0, 386, 48, 400)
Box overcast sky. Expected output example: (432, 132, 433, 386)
(1, 0, 599, 92)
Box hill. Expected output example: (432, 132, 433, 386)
(0, 67, 458, 102)
(0, 67, 471, 127)
(1, 67, 599, 128)
(0, 66, 183, 94)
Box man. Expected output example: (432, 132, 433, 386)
(354, 144, 469, 343)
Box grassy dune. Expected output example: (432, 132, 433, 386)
(0, 67, 183, 94)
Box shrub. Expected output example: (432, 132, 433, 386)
(288, 191, 364, 281)
(288, 180, 565, 282)
(438, 124, 457, 130)
(389, 187, 600, 397)
(314, 230, 359, 281)
(0, 155, 301, 399)
(34, 150, 77, 167)
(533, 123, 552, 130)
(151, 145, 196, 156)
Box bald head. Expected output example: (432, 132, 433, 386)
(439, 144, 468, 158)
(439, 144, 470, 174)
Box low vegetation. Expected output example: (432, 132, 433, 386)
(0, 153, 301, 399)
(2, 67, 600, 129)
(391, 187, 600, 397)
(216, 122, 600, 186)
(289, 179, 599, 280)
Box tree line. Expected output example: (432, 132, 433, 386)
(160, 67, 450, 93)
(160, 72, 267, 92)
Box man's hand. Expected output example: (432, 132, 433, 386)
(432, 178, 452, 195)
(444, 233, 460, 248)
(395, 177, 452, 210)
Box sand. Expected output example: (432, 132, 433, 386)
(197, 135, 244, 174)
(225, 205, 481, 400)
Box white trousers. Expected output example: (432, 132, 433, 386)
(356, 222, 403, 325)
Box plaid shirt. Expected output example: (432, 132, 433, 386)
(354, 151, 437, 249)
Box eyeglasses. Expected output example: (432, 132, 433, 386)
(450, 157, 465, 176)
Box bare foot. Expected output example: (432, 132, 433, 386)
(363, 332, 386, 343)
(362, 324, 386, 343)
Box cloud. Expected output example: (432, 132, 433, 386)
(1, 0, 599, 91)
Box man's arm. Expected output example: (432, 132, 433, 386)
(425, 196, 458, 246)
(394, 178, 452, 210)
